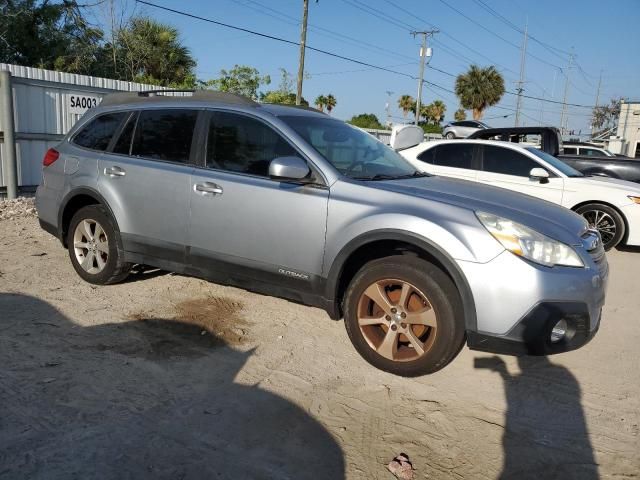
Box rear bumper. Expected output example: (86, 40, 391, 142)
(467, 301, 601, 356)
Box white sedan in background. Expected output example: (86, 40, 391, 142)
(401, 139, 640, 250)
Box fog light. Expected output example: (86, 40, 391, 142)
(550, 319, 568, 343)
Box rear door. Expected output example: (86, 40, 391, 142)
(98, 108, 199, 263)
(429, 143, 478, 181)
(187, 110, 329, 287)
(477, 144, 564, 203)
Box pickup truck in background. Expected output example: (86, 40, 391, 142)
(468, 127, 640, 184)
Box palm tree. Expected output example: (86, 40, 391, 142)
(325, 94, 337, 114)
(454, 108, 466, 121)
(419, 104, 432, 123)
(455, 65, 505, 120)
(398, 95, 415, 119)
(429, 100, 446, 124)
(314, 95, 327, 112)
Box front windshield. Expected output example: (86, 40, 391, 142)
(526, 147, 584, 177)
(280, 115, 421, 180)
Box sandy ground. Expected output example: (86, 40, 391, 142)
(1, 212, 639, 479)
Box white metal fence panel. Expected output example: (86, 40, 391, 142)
(0, 63, 173, 189)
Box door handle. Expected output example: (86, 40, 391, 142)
(194, 182, 223, 195)
(104, 166, 126, 177)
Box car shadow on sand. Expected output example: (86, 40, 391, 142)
(476, 355, 599, 480)
(0, 293, 345, 480)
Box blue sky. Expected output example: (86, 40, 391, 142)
(107, 0, 639, 133)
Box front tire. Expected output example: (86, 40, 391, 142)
(67, 205, 131, 284)
(445, 132, 456, 139)
(575, 203, 625, 251)
(343, 256, 465, 377)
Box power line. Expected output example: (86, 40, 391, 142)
(135, 0, 417, 80)
(383, 0, 519, 77)
(135, 0, 598, 110)
(435, 0, 563, 70)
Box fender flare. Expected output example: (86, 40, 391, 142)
(324, 229, 477, 331)
(57, 187, 118, 245)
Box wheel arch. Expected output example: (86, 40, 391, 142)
(324, 230, 477, 331)
(571, 200, 629, 244)
(58, 188, 118, 248)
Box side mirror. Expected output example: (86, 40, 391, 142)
(269, 156, 310, 181)
(529, 167, 550, 183)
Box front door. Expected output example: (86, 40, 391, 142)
(188, 110, 329, 290)
(477, 144, 564, 204)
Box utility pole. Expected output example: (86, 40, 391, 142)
(385, 90, 394, 127)
(514, 20, 528, 127)
(559, 48, 575, 136)
(539, 89, 546, 125)
(591, 70, 603, 138)
(296, 0, 309, 106)
(411, 30, 438, 125)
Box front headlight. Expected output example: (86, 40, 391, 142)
(476, 211, 584, 268)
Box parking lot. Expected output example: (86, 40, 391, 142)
(1, 211, 639, 479)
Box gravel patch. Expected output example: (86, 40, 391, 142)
(0, 197, 37, 220)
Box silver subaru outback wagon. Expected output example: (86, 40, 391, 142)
(36, 90, 608, 376)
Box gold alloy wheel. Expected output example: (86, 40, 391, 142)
(357, 279, 438, 362)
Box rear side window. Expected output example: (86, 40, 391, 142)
(481, 145, 539, 177)
(417, 147, 435, 164)
(563, 147, 578, 155)
(433, 143, 475, 169)
(206, 112, 297, 177)
(73, 112, 126, 151)
(131, 109, 198, 163)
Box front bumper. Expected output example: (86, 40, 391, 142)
(467, 302, 601, 355)
(458, 248, 607, 356)
(621, 203, 640, 246)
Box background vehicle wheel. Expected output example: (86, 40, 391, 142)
(67, 205, 131, 284)
(575, 203, 625, 251)
(445, 132, 456, 139)
(343, 256, 465, 377)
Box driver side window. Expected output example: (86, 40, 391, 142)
(206, 112, 297, 177)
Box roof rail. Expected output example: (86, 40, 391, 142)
(100, 90, 258, 107)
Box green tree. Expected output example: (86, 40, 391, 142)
(114, 17, 197, 87)
(454, 108, 467, 121)
(419, 104, 432, 123)
(455, 65, 505, 120)
(204, 64, 270, 100)
(260, 68, 308, 105)
(347, 113, 385, 129)
(398, 95, 415, 119)
(0, 0, 105, 75)
(314, 95, 327, 112)
(325, 94, 337, 114)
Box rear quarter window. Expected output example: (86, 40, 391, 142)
(72, 112, 127, 151)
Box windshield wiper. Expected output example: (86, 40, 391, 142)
(352, 171, 430, 181)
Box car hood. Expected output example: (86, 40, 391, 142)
(568, 175, 640, 194)
(374, 175, 587, 245)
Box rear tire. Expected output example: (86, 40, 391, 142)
(343, 256, 466, 377)
(575, 203, 625, 251)
(67, 205, 131, 284)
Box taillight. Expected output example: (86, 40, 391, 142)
(43, 148, 59, 167)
